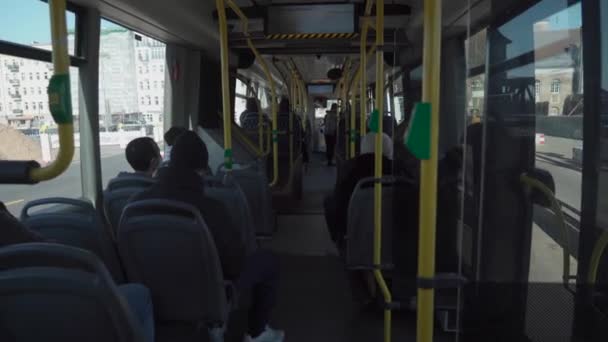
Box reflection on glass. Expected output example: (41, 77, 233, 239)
(97, 19, 167, 187)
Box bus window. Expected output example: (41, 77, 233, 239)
(234, 78, 248, 125)
(0, 54, 81, 216)
(98, 19, 166, 188)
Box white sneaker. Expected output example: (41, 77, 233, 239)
(244, 325, 285, 342)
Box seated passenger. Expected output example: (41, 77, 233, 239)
(239, 98, 260, 126)
(0, 201, 155, 342)
(115, 137, 162, 179)
(129, 131, 284, 342)
(323, 132, 395, 250)
(163, 126, 187, 161)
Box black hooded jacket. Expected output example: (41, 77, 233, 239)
(129, 166, 245, 279)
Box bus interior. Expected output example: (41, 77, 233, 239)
(0, 0, 607, 341)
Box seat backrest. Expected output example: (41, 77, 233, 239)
(117, 200, 227, 323)
(0, 243, 145, 342)
(106, 176, 156, 192)
(217, 161, 274, 236)
(346, 177, 401, 270)
(20, 198, 125, 283)
(277, 113, 302, 158)
(103, 187, 149, 238)
(204, 175, 258, 254)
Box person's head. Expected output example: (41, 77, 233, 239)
(279, 97, 290, 113)
(164, 126, 188, 147)
(360, 132, 393, 160)
(246, 98, 259, 113)
(125, 137, 161, 176)
(170, 131, 209, 174)
(326, 103, 338, 115)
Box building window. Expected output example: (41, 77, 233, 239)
(535, 80, 541, 97)
(23, 88, 27, 95)
(25, 103, 29, 110)
(139, 82, 144, 90)
(29, 73, 33, 80)
(38, 87, 42, 95)
(153, 81, 157, 89)
(154, 96, 159, 105)
(36, 72, 40, 80)
(551, 79, 561, 94)
(146, 81, 150, 90)
(161, 80, 164, 88)
(39, 102, 43, 110)
(146, 96, 151, 105)
(44, 72, 48, 80)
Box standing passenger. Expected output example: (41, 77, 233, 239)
(130, 131, 284, 342)
(323, 104, 338, 166)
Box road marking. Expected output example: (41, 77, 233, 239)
(5, 199, 25, 206)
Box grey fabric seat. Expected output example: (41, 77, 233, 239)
(20, 197, 125, 283)
(346, 177, 400, 270)
(204, 175, 258, 254)
(117, 199, 230, 341)
(218, 160, 275, 236)
(0, 243, 146, 342)
(103, 176, 156, 237)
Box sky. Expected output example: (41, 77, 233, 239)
(0, 0, 121, 45)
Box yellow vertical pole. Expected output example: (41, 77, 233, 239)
(289, 73, 295, 172)
(360, 21, 369, 139)
(215, 0, 233, 171)
(371, 1, 392, 342)
(350, 70, 359, 158)
(416, 0, 442, 341)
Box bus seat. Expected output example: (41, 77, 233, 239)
(218, 161, 275, 236)
(276, 113, 302, 159)
(20, 197, 125, 283)
(103, 176, 155, 238)
(117, 200, 230, 338)
(106, 175, 156, 192)
(346, 177, 403, 270)
(204, 175, 258, 254)
(0, 243, 146, 342)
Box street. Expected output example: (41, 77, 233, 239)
(1, 146, 129, 216)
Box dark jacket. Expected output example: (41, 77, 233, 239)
(0, 202, 44, 248)
(129, 167, 246, 279)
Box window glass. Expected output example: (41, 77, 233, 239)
(0, 54, 81, 215)
(98, 19, 166, 188)
(0, 0, 77, 56)
(234, 78, 249, 125)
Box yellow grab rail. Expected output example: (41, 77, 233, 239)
(589, 231, 608, 283)
(520, 174, 573, 288)
(29, 0, 74, 182)
(215, 0, 234, 171)
(370, 1, 392, 342)
(416, 0, 442, 341)
(221, 0, 279, 185)
(350, 45, 376, 159)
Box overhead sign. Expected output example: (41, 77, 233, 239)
(267, 4, 355, 35)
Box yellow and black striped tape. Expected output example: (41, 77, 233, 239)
(266, 32, 359, 40)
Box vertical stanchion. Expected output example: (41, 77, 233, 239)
(215, 0, 233, 172)
(370, 1, 392, 342)
(416, 0, 442, 341)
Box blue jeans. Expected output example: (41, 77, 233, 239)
(118, 283, 155, 342)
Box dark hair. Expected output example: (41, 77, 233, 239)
(125, 137, 160, 172)
(170, 131, 209, 171)
(245, 98, 259, 112)
(279, 97, 290, 113)
(164, 126, 188, 146)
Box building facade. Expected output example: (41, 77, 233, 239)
(0, 28, 165, 130)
